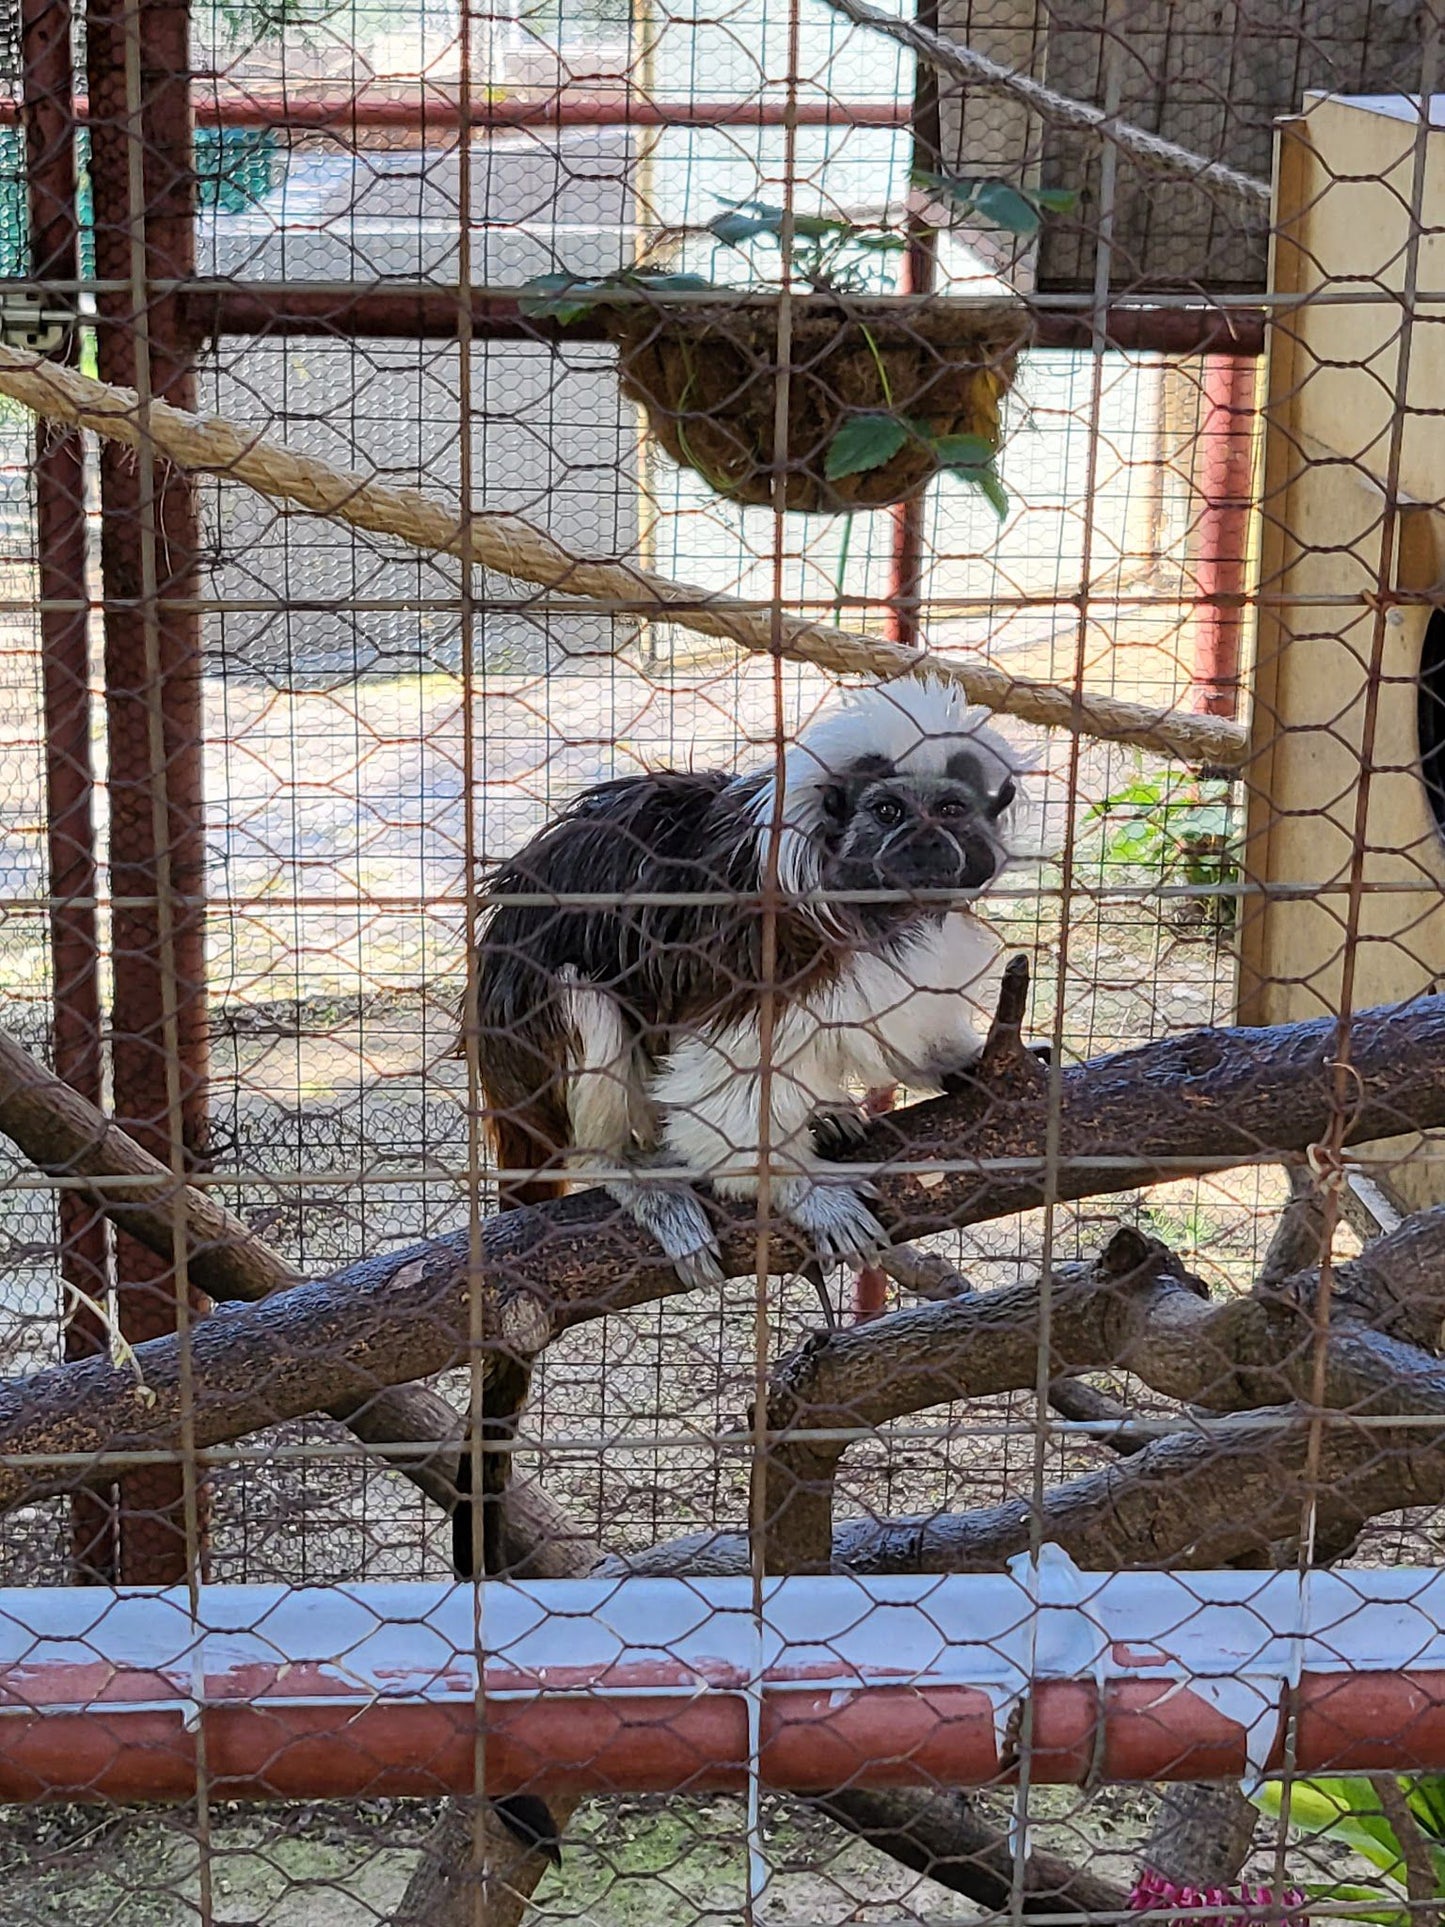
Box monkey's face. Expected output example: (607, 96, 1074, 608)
(817, 761, 1015, 924)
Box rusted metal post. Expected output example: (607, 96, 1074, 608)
(1191, 354, 1258, 719)
(882, 0, 942, 649)
(20, 0, 116, 1581)
(2, 1568, 1445, 1803)
(86, 0, 210, 1583)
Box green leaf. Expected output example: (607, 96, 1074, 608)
(852, 231, 909, 251)
(721, 199, 850, 241)
(708, 209, 783, 245)
(971, 179, 1045, 235)
(791, 210, 852, 239)
(517, 272, 604, 322)
(1107, 823, 1163, 862)
(1408, 1776, 1445, 1841)
(945, 458, 1008, 517)
(1252, 1780, 1407, 1875)
(1292, 1882, 1410, 1927)
(910, 169, 1079, 233)
(931, 432, 997, 470)
(974, 465, 1010, 517)
(931, 432, 1009, 517)
(627, 270, 716, 294)
(825, 413, 911, 480)
(1171, 804, 1232, 841)
(1031, 186, 1082, 213)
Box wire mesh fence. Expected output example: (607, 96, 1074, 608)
(0, 0, 1444, 1919)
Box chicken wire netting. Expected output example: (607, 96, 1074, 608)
(0, 0, 1443, 1919)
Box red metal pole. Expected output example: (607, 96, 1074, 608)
(3, 1572, 1445, 1804)
(20, 0, 117, 1582)
(882, 0, 941, 651)
(1191, 355, 1258, 719)
(86, 0, 211, 1584)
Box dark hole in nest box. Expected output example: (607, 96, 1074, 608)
(1418, 606, 1445, 845)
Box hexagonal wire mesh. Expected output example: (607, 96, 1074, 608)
(1, 0, 1445, 1919)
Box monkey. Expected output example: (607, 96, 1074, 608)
(448, 675, 1021, 1602)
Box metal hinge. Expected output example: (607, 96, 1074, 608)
(0, 288, 72, 355)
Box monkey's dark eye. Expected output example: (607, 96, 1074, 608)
(871, 795, 905, 827)
(936, 799, 968, 820)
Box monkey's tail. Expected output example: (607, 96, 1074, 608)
(451, 1103, 568, 1576)
(451, 1106, 567, 1864)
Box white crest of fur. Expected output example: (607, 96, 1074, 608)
(744, 677, 1021, 904)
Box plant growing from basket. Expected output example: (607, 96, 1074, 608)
(1086, 765, 1239, 935)
(519, 177, 1074, 513)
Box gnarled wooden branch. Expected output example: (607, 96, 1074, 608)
(758, 1199, 1445, 1573)
(615, 1402, 1445, 1580)
(0, 1025, 468, 1514)
(2, 988, 1445, 1514)
(759, 1228, 1198, 1570)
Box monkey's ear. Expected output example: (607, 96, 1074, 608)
(986, 775, 1017, 821)
(820, 783, 849, 824)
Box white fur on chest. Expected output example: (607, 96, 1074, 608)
(811, 914, 999, 1088)
(653, 913, 999, 1192)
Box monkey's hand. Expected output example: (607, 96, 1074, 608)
(775, 1175, 889, 1274)
(608, 1177, 725, 1290)
(809, 1101, 870, 1160)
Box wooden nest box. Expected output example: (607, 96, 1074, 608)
(1240, 93, 1445, 1214)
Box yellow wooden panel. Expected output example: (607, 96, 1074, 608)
(1243, 97, 1445, 1206)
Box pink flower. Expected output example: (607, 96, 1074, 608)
(1130, 1867, 1309, 1927)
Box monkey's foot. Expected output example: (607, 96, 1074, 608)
(782, 1179, 888, 1273)
(610, 1179, 724, 1290)
(810, 1101, 870, 1159)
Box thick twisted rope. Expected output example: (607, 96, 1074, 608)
(0, 341, 1248, 764)
(816, 0, 1272, 223)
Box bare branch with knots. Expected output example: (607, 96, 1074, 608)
(1, 968, 1445, 1515)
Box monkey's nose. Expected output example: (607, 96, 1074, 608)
(908, 827, 965, 869)
(961, 841, 999, 890)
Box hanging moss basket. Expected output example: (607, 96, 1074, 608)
(603, 299, 1029, 514)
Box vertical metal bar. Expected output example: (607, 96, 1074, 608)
(20, 0, 116, 1581)
(1190, 354, 1258, 719)
(86, 0, 209, 1585)
(881, 0, 941, 649)
(631, 0, 661, 670)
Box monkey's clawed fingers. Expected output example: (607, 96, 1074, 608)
(615, 1173, 887, 1292)
(784, 1179, 889, 1273)
(809, 1102, 872, 1160)
(611, 1179, 726, 1290)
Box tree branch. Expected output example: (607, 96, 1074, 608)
(758, 1228, 1195, 1570)
(391, 1483, 602, 1926)
(812, 1788, 1130, 1916)
(607, 1401, 1445, 1581)
(1144, 1783, 1260, 1890)
(0, 1025, 470, 1513)
(3, 988, 1445, 1514)
(1373, 1777, 1440, 1927)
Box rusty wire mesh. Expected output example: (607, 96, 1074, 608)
(1, 0, 1444, 1920)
